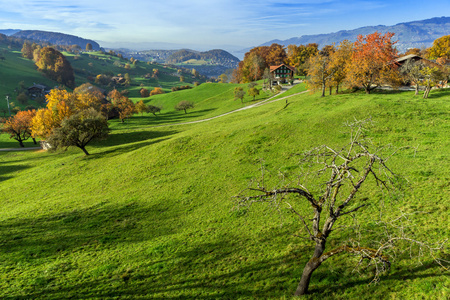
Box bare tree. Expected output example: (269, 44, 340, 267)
(234, 119, 446, 296)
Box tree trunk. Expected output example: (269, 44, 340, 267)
(18, 139, 25, 147)
(80, 146, 90, 155)
(32, 137, 37, 145)
(414, 84, 419, 96)
(294, 241, 325, 296)
(321, 82, 326, 97)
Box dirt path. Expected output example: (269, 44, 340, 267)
(150, 83, 307, 128)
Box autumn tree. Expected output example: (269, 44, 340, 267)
(21, 42, 34, 59)
(150, 87, 164, 96)
(47, 108, 109, 155)
(329, 40, 353, 93)
(287, 43, 319, 76)
(234, 87, 245, 103)
(1, 110, 36, 147)
(175, 100, 194, 114)
(135, 100, 148, 115)
(399, 59, 426, 95)
(421, 66, 445, 98)
(426, 35, 450, 60)
(219, 73, 228, 83)
(346, 32, 398, 94)
(234, 44, 287, 83)
(140, 88, 150, 97)
(235, 119, 446, 296)
(34, 47, 75, 88)
(31, 89, 76, 139)
(86, 43, 93, 51)
(306, 53, 334, 97)
(108, 89, 135, 122)
(247, 86, 260, 101)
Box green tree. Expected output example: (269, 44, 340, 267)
(47, 108, 109, 155)
(147, 105, 162, 116)
(175, 101, 194, 114)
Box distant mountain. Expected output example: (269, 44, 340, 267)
(0, 29, 21, 36)
(253, 16, 450, 53)
(11, 30, 101, 50)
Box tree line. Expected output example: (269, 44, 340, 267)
(232, 32, 450, 99)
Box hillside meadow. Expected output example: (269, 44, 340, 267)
(0, 86, 449, 299)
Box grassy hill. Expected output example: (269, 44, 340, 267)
(0, 45, 209, 112)
(0, 86, 448, 299)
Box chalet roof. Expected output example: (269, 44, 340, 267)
(28, 83, 49, 90)
(395, 54, 422, 63)
(395, 54, 442, 68)
(270, 64, 295, 72)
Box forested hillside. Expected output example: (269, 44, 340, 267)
(12, 30, 101, 50)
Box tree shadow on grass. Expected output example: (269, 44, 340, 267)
(111, 108, 217, 129)
(0, 201, 179, 262)
(0, 162, 30, 182)
(87, 129, 179, 157)
(306, 257, 447, 297)
(2, 231, 304, 299)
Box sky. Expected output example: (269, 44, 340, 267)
(0, 0, 448, 51)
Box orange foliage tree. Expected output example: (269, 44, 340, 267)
(233, 43, 288, 83)
(1, 110, 36, 147)
(108, 89, 135, 123)
(345, 32, 398, 94)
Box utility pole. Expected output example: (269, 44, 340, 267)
(6, 95, 11, 117)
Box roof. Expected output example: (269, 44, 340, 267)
(270, 64, 295, 73)
(395, 54, 442, 68)
(395, 54, 422, 63)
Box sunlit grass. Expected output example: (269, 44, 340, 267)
(0, 87, 448, 299)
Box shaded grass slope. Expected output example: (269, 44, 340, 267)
(0, 88, 448, 299)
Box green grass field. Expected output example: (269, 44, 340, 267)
(0, 85, 448, 299)
(0, 47, 206, 112)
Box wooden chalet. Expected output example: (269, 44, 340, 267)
(270, 64, 295, 85)
(27, 84, 50, 99)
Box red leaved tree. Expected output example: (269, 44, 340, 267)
(346, 32, 398, 94)
(2, 110, 36, 147)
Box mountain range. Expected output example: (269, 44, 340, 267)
(2, 16, 450, 62)
(252, 16, 450, 53)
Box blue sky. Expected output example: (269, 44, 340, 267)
(0, 0, 448, 50)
